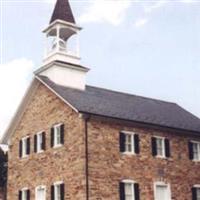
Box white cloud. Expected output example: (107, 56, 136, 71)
(134, 18, 148, 28)
(144, 1, 167, 13)
(43, 0, 56, 4)
(78, 0, 132, 26)
(0, 58, 34, 138)
(180, 0, 196, 3)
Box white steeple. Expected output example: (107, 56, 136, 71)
(35, 0, 89, 90)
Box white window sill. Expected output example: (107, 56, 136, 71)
(21, 155, 29, 159)
(37, 150, 44, 154)
(53, 144, 63, 149)
(156, 155, 167, 159)
(192, 159, 200, 162)
(122, 152, 135, 155)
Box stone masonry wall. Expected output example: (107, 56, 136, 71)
(87, 117, 200, 200)
(7, 82, 86, 200)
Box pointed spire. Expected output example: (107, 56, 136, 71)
(50, 0, 75, 24)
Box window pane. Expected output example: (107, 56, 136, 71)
(197, 188, 200, 200)
(193, 143, 199, 160)
(38, 134, 43, 151)
(156, 138, 164, 156)
(125, 183, 133, 200)
(37, 188, 45, 200)
(125, 135, 133, 152)
(54, 125, 61, 146)
(156, 185, 168, 200)
(22, 139, 27, 157)
(55, 185, 61, 200)
(22, 190, 27, 200)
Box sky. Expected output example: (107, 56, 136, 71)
(0, 0, 200, 140)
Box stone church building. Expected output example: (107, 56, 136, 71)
(1, 0, 200, 199)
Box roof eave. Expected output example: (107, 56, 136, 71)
(80, 111, 200, 137)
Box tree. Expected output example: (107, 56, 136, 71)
(0, 147, 7, 188)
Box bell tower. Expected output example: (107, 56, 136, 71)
(35, 0, 89, 90)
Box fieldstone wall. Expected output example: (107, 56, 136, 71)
(87, 117, 200, 200)
(7, 82, 86, 200)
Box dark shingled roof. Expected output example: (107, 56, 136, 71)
(38, 75, 200, 134)
(50, 0, 75, 24)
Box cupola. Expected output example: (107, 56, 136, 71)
(35, 0, 89, 90)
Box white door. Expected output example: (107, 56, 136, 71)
(156, 185, 170, 200)
(36, 187, 46, 200)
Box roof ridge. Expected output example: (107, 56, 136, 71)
(86, 85, 176, 105)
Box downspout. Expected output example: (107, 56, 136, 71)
(84, 114, 90, 200)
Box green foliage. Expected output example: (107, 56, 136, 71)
(0, 147, 7, 187)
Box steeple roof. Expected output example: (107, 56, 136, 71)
(50, 0, 75, 24)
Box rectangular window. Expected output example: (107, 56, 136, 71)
(119, 180, 140, 200)
(154, 183, 171, 200)
(152, 137, 170, 158)
(193, 142, 200, 161)
(36, 186, 46, 200)
(51, 124, 64, 148)
(38, 133, 43, 152)
(156, 138, 165, 157)
(55, 184, 61, 200)
(192, 186, 200, 200)
(21, 137, 30, 158)
(125, 134, 134, 153)
(125, 182, 135, 200)
(119, 131, 139, 154)
(197, 188, 200, 200)
(19, 188, 30, 200)
(22, 190, 28, 200)
(52, 182, 64, 200)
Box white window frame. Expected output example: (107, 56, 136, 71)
(35, 185, 46, 200)
(21, 187, 28, 200)
(154, 181, 171, 200)
(53, 124, 63, 148)
(194, 185, 200, 200)
(36, 131, 44, 153)
(122, 179, 136, 200)
(191, 141, 200, 162)
(155, 136, 166, 158)
(54, 181, 63, 200)
(22, 136, 29, 158)
(122, 131, 136, 155)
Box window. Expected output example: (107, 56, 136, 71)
(19, 137, 30, 158)
(154, 182, 171, 200)
(36, 186, 46, 200)
(156, 138, 165, 157)
(119, 131, 139, 154)
(51, 182, 65, 200)
(152, 137, 170, 158)
(55, 184, 61, 200)
(51, 124, 64, 148)
(189, 141, 200, 161)
(119, 180, 140, 200)
(125, 182, 135, 200)
(34, 132, 46, 153)
(192, 186, 200, 200)
(19, 188, 30, 200)
(125, 134, 134, 153)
